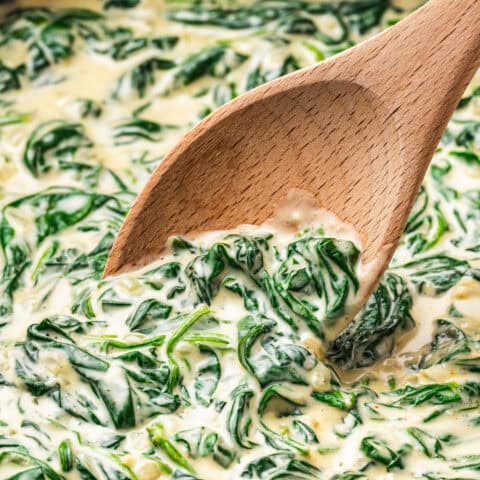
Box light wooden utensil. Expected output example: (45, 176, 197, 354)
(105, 0, 480, 303)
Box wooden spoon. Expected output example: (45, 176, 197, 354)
(105, 0, 480, 304)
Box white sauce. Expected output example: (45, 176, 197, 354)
(0, 1, 479, 479)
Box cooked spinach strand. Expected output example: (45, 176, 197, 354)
(1, 0, 480, 478)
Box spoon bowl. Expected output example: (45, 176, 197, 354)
(105, 0, 480, 304)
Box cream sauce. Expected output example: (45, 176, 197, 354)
(0, 1, 480, 479)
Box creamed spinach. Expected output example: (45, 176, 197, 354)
(1, 0, 480, 479)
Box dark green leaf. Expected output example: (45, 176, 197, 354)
(329, 273, 414, 368)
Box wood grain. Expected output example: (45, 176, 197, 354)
(104, 0, 480, 301)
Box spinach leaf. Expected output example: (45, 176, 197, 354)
(292, 420, 318, 444)
(58, 439, 73, 472)
(0, 62, 25, 92)
(172, 46, 248, 90)
(258, 383, 305, 416)
(23, 120, 92, 176)
(330, 472, 366, 480)
(104, 0, 140, 9)
(360, 436, 411, 471)
(187, 232, 361, 340)
(7, 468, 44, 480)
(105, 36, 178, 60)
(388, 382, 480, 407)
(0, 234, 30, 315)
(278, 15, 318, 35)
(455, 120, 480, 149)
(403, 189, 449, 254)
(260, 422, 309, 455)
(223, 276, 260, 312)
(114, 57, 175, 98)
(414, 319, 470, 369)
(0, 187, 122, 312)
(246, 56, 300, 90)
(3, 187, 115, 244)
(336, 0, 390, 34)
(329, 273, 414, 368)
(241, 452, 321, 479)
(456, 357, 480, 373)
(273, 235, 359, 337)
(238, 315, 316, 387)
(311, 389, 357, 411)
(458, 86, 480, 109)
(0, 111, 31, 127)
(407, 427, 445, 459)
(422, 474, 476, 480)
(126, 298, 172, 331)
(118, 348, 180, 419)
(227, 383, 257, 449)
(185, 244, 226, 304)
(34, 232, 116, 285)
(166, 306, 211, 391)
(194, 344, 221, 406)
(174, 427, 235, 468)
(15, 314, 181, 429)
(26, 319, 136, 429)
(167, 0, 388, 38)
(396, 255, 470, 294)
(0, 448, 65, 480)
(1, 8, 104, 78)
(75, 98, 103, 118)
(113, 117, 176, 144)
(148, 422, 195, 473)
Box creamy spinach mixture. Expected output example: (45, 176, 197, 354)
(1, 1, 480, 479)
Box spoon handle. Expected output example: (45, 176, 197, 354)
(300, 0, 480, 168)
(293, 0, 480, 269)
(359, 0, 480, 154)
